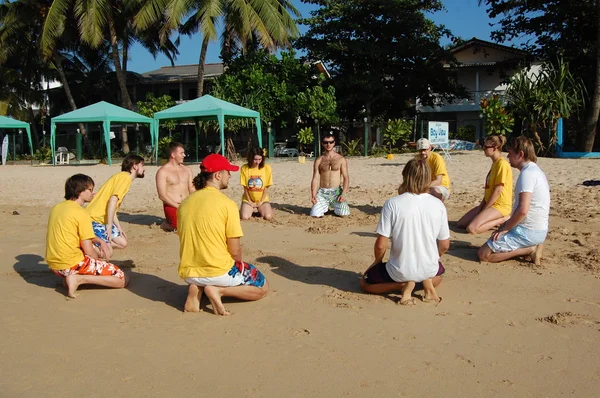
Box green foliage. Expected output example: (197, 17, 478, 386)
(454, 124, 476, 142)
(297, 127, 314, 154)
(480, 95, 514, 136)
(369, 145, 388, 157)
(158, 134, 181, 159)
(137, 93, 177, 132)
(33, 146, 51, 162)
(341, 138, 363, 156)
(383, 119, 413, 151)
(296, 85, 338, 124)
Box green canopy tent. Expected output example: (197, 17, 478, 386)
(153, 95, 262, 163)
(50, 101, 156, 166)
(0, 115, 33, 159)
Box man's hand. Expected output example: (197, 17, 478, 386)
(311, 195, 317, 204)
(337, 194, 346, 203)
(491, 230, 507, 242)
(98, 240, 113, 260)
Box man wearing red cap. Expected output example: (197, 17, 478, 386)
(177, 154, 269, 315)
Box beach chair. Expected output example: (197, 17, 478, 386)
(435, 142, 455, 164)
(55, 147, 69, 165)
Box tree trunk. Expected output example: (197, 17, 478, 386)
(53, 55, 89, 145)
(197, 37, 210, 97)
(582, 0, 600, 152)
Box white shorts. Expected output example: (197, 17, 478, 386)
(185, 272, 244, 287)
(432, 186, 450, 201)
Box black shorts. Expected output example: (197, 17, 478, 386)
(363, 261, 445, 290)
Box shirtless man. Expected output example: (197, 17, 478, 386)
(310, 133, 350, 217)
(156, 142, 195, 231)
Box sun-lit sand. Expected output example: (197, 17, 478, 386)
(1, 151, 599, 396)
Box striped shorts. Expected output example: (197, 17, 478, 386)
(310, 187, 350, 217)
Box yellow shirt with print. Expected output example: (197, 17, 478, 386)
(240, 163, 273, 203)
(45, 200, 96, 270)
(427, 151, 451, 190)
(484, 157, 513, 216)
(177, 187, 244, 278)
(86, 172, 132, 223)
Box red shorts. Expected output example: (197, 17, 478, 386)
(52, 255, 124, 280)
(164, 204, 177, 228)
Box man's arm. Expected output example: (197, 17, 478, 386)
(430, 174, 444, 187)
(227, 237, 242, 262)
(310, 157, 322, 204)
(187, 166, 196, 193)
(156, 169, 180, 208)
(437, 239, 450, 257)
(491, 192, 531, 241)
(339, 157, 349, 201)
(81, 239, 112, 260)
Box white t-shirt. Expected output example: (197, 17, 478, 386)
(376, 193, 450, 282)
(513, 162, 550, 231)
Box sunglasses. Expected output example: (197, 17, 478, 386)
(322, 140, 335, 145)
(483, 145, 496, 149)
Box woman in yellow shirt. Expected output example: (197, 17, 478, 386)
(240, 147, 273, 220)
(457, 134, 513, 234)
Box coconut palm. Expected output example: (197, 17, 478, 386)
(135, 0, 301, 97)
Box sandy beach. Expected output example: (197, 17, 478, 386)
(1, 151, 600, 397)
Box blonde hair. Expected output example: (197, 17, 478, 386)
(484, 134, 507, 150)
(398, 159, 431, 194)
(508, 136, 537, 162)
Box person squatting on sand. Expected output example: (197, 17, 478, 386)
(86, 154, 146, 249)
(310, 132, 350, 217)
(457, 134, 513, 234)
(45, 174, 127, 298)
(240, 147, 273, 221)
(360, 159, 450, 305)
(415, 138, 451, 201)
(156, 142, 195, 232)
(177, 154, 269, 316)
(478, 136, 550, 265)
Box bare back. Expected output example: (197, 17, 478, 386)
(156, 164, 195, 207)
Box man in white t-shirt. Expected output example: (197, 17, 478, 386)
(478, 136, 550, 265)
(361, 159, 450, 305)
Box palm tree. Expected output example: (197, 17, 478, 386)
(135, 0, 301, 97)
(582, 0, 600, 151)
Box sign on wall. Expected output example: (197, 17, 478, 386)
(427, 121, 449, 146)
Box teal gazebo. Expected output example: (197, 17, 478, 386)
(0, 115, 33, 159)
(50, 101, 156, 165)
(153, 95, 262, 163)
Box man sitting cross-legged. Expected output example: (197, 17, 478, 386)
(177, 154, 269, 316)
(360, 159, 449, 305)
(45, 174, 128, 298)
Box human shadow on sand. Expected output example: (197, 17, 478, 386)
(13, 254, 60, 289)
(257, 255, 362, 293)
(445, 240, 481, 263)
(119, 212, 164, 226)
(378, 162, 406, 167)
(350, 204, 381, 216)
(271, 203, 310, 215)
(350, 231, 378, 238)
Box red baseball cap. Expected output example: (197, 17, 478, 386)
(200, 154, 239, 172)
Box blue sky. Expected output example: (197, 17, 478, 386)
(127, 0, 500, 73)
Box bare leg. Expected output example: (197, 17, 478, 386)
(457, 206, 480, 229)
(422, 278, 442, 304)
(160, 220, 175, 232)
(467, 208, 507, 234)
(478, 244, 538, 263)
(529, 243, 544, 266)
(64, 274, 126, 298)
(257, 202, 273, 221)
(203, 281, 269, 316)
(399, 281, 416, 306)
(240, 202, 255, 220)
(184, 284, 204, 313)
(111, 236, 128, 249)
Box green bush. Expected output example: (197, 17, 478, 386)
(454, 124, 476, 142)
(297, 127, 314, 154)
(383, 119, 413, 151)
(341, 138, 363, 156)
(33, 146, 52, 162)
(158, 134, 181, 159)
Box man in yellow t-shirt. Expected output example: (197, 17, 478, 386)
(46, 174, 127, 298)
(416, 138, 451, 201)
(177, 154, 269, 316)
(86, 154, 145, 249)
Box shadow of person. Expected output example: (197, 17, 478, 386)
(270, 203, 310, 215)
(125, 270, 185, 311)
(445, 240, 481, 263)
(13, 254, 59, 289)
(257, 255, 362, 293)
(350, 231, 378, 238)
(118, 212, 164, 226)
(350, 204, 381, 216)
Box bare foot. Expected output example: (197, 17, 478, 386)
(65, 274, 80, 298)
(423, 296, 443, 305)
(530, 244, 544, 266)
(399, 281, 415, 306)
(399, 297, 416, 306)
(160, 221, 175, 232)
(422, 278, 441, 305)
(204, 286, 232, 316)
(184, 285, 203, 313)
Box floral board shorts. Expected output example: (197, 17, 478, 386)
(52, 255, 125, 280)
(185, 262, 266, 288)
(92, 221, 121, 243)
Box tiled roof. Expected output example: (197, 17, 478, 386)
(139, 63, 225, 83)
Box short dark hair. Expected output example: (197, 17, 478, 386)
(121, 154, 144, 172)
(168, 141, 184, 155)
(246, 147, 265, 169)
(193, 172, 216, 190)
(64, 174, 94, 200)
(322, 132, 335, 143)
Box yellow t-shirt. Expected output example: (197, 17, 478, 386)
(45, 200, 96, 270)
(240, 163, 273, 203)
(428, 151, 451, 191)
(177, 186, 244, 278)
(484, 157, 513, 216)
(86, 172, 132, 223)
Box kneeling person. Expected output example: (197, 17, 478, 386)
(178, 154, 269, 316)
(416, 138, 451, 201)
(45, 174, 127, 298)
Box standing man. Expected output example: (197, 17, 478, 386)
(310, 133, 350, 217)
(478, 136, 550, 265)
(156, 142, 195, 231)
(86, 154, 146, 249)
(178, 154, 269, 316)
(416, 138, 451, 201)
(46, 174, 127, 298)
